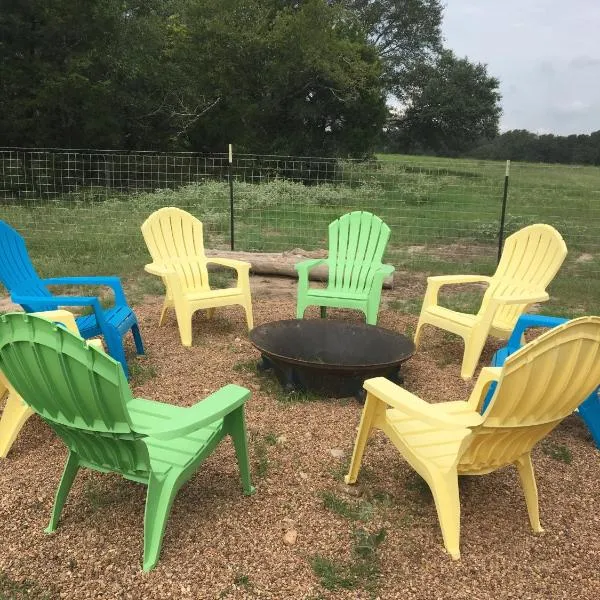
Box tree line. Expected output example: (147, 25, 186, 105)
(466, 130, 600, 166)
(1, 1, 503, 158)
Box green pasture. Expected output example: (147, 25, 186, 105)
(2, 154, 599, 315)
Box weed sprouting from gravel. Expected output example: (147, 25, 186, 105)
(321, 491, 373, 522)
(542, 441, 573, 464)
(311, 527, 387, 593)
(0, 573, 56, 600)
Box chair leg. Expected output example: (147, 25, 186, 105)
(429, 469, 461, 559)
(45, 451, 80, 533)
(365, 304, 379, 326)
(158, 302, 170, 327)
(0, 391, 34, 459)
(413, 317, 426, 349)
(320, 306, 327, 319)
(131, 323, 145, 356)
(460, 330, 488, 380)
(143, 472, 181, 571)
(104, 330, 129, 378)
(345, 393, 379, 484)
(226, 407, 255, 496)
(242, 297, 254, 330)
(515, 453, 543, 533)
(578, 390, 600, 448)
(174, 308, 193, 347)
(296, 301, 308, 320)
(206, 308, 216, 320)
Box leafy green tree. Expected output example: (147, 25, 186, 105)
(0, 1, 179, 149)
(390, 50, 501, 155)
(175, 0, 387, 156)
(0, 0, 387, 156)
(342, 0, 444, 98)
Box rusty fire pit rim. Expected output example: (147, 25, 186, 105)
(248, 318, 415, 372)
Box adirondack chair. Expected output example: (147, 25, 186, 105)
(482, 314, 600, 447)
(0, 220, 143, 377)
(0, 310, 105, 458)
(141, 207, 253, 347)
(295, 211, 394, 325)
(0, 312, 255, 571)
(414, 224, 567, 379)
(345, 317, 600, 559)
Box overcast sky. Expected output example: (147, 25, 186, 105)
(442, 0, 600, 135)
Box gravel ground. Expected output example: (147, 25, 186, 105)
(0, 278, 599, 599)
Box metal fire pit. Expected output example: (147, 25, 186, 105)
(249, 319, 415, 400)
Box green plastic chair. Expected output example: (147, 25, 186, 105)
(295, 211, 394, 325)
(0, 312, 254, 572)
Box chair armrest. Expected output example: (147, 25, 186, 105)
(467, 367, 502, 411)
(364, 377, 483, 429)
(423, 274, 491, 307)
(12, 294, 102, 311)
(144, 263, 175, 277)
(206, 257, 251, 272)
(144, 384, 251, 440)
(507, 314, 567, 350)
(144, 264, 183, 298)
(31, 309, 79, 334)
(12, 295, 107, 329)
(427, 274, 492, 286)
(295, 258, 328, 276)
(492, 292, 549, 305)
(43, 276, 127, 306)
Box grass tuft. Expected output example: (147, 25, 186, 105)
(311, 527, 386, 593)
(128, 355, 157, 386)
(0, 573, 55, 600)
(321, 491, 373, 522)
(541, 441, 572, 464)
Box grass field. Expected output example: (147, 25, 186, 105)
(2, 153, 599, 315)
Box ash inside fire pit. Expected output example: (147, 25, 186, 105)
(249, 319, 415, 400)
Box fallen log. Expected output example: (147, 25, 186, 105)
(204, 248, 394, 289)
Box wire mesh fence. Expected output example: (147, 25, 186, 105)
(1, 147, 599, 314)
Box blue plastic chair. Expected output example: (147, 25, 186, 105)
(0, 220, 143, 377)
(482, 313, 600, 448)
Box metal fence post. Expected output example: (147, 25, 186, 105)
(228, 143, 235, 251)
(498, 159, 511, 263)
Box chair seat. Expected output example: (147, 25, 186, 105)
(76, 305, 138, 338)
(386, 401, 476, 471)
(185, 287, 243, 302)
(424, 306, 477, 329)
(127, 397, 223, 471)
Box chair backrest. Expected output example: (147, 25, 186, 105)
(481, 224, 567, 328)
(141, 207, 210, 292)
(0, 313, 150, 476)
(460, 317, 600, 472)
(0, 221, 53, 307)
(327, 211, 391, 293)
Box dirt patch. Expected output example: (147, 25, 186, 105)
(0, 298, 20, 312)
(0, 288, 598, 599)
(576, 253, 594, 263)
(250, 276, 298, 300)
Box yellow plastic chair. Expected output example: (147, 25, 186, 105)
(345, 316, 600, 559)
(414, 224, 567, 379)
(0, 310, 103, 458)
(141, 207, 253, 347)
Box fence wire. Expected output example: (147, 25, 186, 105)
(1, 148, 598, 314)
